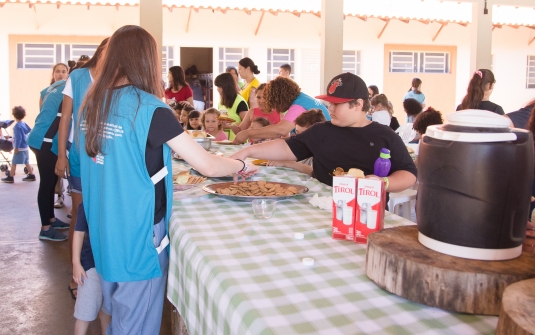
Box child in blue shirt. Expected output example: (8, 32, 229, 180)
(72, 203, 111, 335)
(2, 106, 35, 183)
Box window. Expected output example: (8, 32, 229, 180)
(218, 47, 246, 74)
(343, 50, 361, 75)
(65, 44, 98, 63)
(389, 51, 450, 74)
(17, 43, 99, 69)
(527, 55, 535, 89)
(162, 46, 174, 76)
(17, 43, 61, 69)
(267, 48, 295, 80)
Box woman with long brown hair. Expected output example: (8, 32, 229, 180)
(77, 25, 257, 334)
(457, 69, 504, 114)
(215, 72, 249, 123)
(165, 65, 193, 106)
(233, 77, 330, 144)
(54, 37, 109, 303)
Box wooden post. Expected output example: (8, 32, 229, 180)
(496, 278, 535, 334)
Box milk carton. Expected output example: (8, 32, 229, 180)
(332, 176, 357, 241)
(354, 178, 386, 244)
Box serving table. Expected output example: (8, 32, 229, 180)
(167, 143, 498, 335)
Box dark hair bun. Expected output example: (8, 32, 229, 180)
(253, 65, 260, 75)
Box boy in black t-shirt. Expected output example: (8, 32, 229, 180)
(231, 73, 417, 192)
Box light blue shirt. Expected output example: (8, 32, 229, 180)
(403, 90, 425, 105)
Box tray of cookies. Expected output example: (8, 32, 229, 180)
(202, 180, 308, 201)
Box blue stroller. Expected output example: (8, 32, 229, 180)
(0, 120, 28, 176)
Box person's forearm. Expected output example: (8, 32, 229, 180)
(72, 231, 84, 265)
(386, 170, 417, 193)
(58, 96, 73, 158)
(167, 133, 245, 177)
(282, 161, 313, 176)
(244, 120, 293, 139)
(232, 139, 297, 161)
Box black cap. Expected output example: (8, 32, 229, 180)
(316, 73, 369, 103)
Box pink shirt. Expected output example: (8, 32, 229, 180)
(282, 104, 306, 123)
(211, 131, 228, 141)
(251, 108, 281, 125)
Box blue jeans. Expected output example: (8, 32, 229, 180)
(98, 219, 169, 335)
(67, 175, 82, 194)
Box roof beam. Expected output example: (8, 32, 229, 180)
(529, 36, 535, 46)
(292, 11, 300, 17)
(312, 12, 321, 18)
(268, 10, 277, 16)
(255, 11, 265, 36)
(186, 7, 192, 33)
(244, 9, 251, 15)
(433, 22, 448, 41)
(378, 19, 390, 39)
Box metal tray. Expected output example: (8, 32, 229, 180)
(202, 181, 309, 201)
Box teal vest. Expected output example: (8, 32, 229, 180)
(67, 68, 92, 177)
(79, 85, 173, 282)
(28, 80, 66, 151)
(292, 92, 331, 121)
(218, 94, 248, 123)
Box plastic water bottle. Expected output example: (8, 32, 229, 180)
(374, 148, 391, 177)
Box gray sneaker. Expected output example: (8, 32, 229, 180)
(54, 195, 64, 208)
(39, 227, 67, 241)
(50, 218, 70, 230)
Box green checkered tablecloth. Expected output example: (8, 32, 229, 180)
(167, 144, 498, 335)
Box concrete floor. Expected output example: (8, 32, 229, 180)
(0, 164, 172, 335)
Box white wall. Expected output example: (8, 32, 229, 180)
(0, 33, 9, 120)
(0, 3, 533, 121)
(492, 26, 535, 113)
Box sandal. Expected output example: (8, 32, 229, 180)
(68, 285, 78, 300)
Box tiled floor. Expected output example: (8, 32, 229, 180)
(0, 164, 172, 334)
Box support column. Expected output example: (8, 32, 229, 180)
(470, 0, 493, 71)
(320, 0, 344, 94)
(140, 0, 162, 58)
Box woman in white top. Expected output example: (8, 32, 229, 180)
(370, 94, 393, 126)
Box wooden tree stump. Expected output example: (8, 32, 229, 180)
(496, 278, 535, 334)
(366, 226, 535, 315)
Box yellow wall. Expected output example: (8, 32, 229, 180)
(9, 35, 106, 127)
(383, 44, 457, 123)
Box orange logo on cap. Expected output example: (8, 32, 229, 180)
(328, 78, 342, 95)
